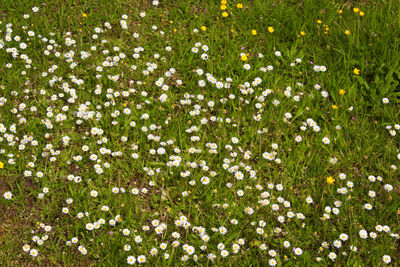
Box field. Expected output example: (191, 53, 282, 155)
(0, 0, 400, 265)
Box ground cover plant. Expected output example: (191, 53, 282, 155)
(0, 0, 400, 265)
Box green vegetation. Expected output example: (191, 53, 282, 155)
(0, 0, 399, 265)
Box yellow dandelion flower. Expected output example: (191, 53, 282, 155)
(300, 31, 306, 36)
(332, 105, 338, 109)
(0, 161, 4, 169)
(82, 13, 87, 18)
(338, 9, 343, 14)
(237, 3, 243, 8)
(317, 19, 322, 24)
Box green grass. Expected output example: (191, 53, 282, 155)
(0, 0, 400, 265)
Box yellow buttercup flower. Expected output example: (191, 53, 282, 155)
(241, 54, 248, 61)
(268, 26, 274, 33)
(332, 105, 338, 109)
(353, 8, 360, 13)
(251, 29, 257, 35)
(0, 161, 4, 169)
(222, 12, 228, 17)
(327, 176, 335, 184)
(220, 5, 227, 10)
(354, 68, 360, 75)
(82, 13, 87, 18)
(201, 26, 207, 31)
(300, 31, 306, 36)
(359, 11, 365, 16)
(237, 3, 243, 8)
(345, 30, 350, 35)
(338, 9, 343, 14)
(339, 89, 346, 95)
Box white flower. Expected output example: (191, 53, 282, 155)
(137, 255, 146, 263)
(328, 252, 337, 260)
(29, 249, 38, 257)
(294, 248, 303, 255)
(359, 229, 368, 239)
(382, 255, 391, 264)
(221, 250, 229, 257)
(22, 244, 31, 252)
(3, 191, 12, 199)
(86, 223, 94, 231)
(339, 233, 348, 241)
(127, 256, 136, 265)
(322, 137, 330, 144)
(384, 184, 393, 192)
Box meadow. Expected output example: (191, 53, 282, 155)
(0, 0, 400, 265)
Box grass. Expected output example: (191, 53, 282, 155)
(0, 0, 399, 265)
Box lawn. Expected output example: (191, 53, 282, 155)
(0, 0, 399, 265)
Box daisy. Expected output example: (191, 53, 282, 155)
(3, 191, 12, 199)
(382, 255, 391, 264)
(322, 137, 330, 144)
(294, 248, 303, 255)
(359, 229, 368, 239)
(137, 255, 146, 263)
(29, 249, 38, 257)
(23, 244, 31, 252)
(127, 256, 136, 265)
(328, 252, 337, 260)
